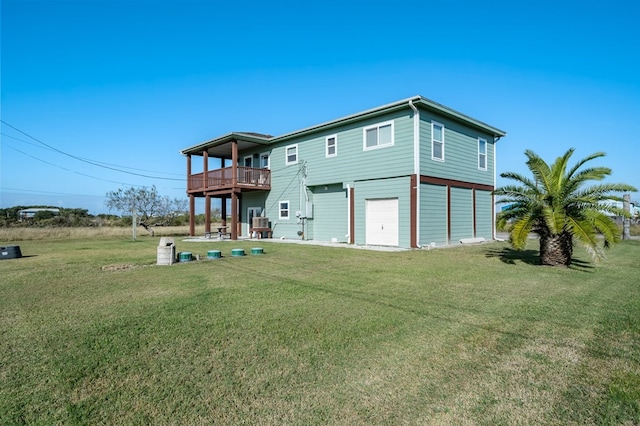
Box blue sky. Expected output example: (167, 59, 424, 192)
(2, 0, 639, 215)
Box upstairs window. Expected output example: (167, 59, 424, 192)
(285, 144, 298, 165)
(363, 121, 394, 150)
(432, 121, 444, 161)
(326, 135, 337, 157)
(260, 152, 270, 169)
(478, 138, 487, 170)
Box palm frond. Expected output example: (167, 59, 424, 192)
(587, 210, 622, 245)
(498, 172, 538, 190)
(565, 216, 598, 252)
(566, 151, 606, 179)
(548, 149, 575, 195)
(524, 150, 552, 192)
(509, 215, 534, 250)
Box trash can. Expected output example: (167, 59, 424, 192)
(157, 237, 176, 265)
(0, 245, 22, 260)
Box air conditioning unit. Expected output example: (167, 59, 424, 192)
(252, 217, 269, 228)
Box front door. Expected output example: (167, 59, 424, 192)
(247, 207, 262, 236)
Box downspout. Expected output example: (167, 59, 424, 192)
(346, 184, 351, 242)
(409, 100, 420, 248)
(492, 135, 502, 240)
(300, 162, 308, 240)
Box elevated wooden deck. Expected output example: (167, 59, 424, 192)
(187, 166, 271, 195)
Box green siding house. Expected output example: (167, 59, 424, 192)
(180, 95, 506, 248)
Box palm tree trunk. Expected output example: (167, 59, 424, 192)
(539, 232, 573, 266)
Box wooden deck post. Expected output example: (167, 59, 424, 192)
(202, 151, 208, 192)
(189, 194, 195, 237)
(231, 191, 238, 240)
(186, 154, 192, 192)
(205, 195, 211, 235)
(230, 141, 238, 240)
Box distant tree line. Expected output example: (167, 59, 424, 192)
(0, 205, 218, 229)
(1, 185, 215, 230)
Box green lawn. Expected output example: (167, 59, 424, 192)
(1, 236, 639, 425)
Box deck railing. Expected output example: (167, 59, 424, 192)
(188, 167, 271, 192)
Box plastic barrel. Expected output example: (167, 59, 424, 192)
(231, 249, 245, 257)
(178, 252, 192, 262)
(207, 250, 222, 259)
(250, 247, 264, 255)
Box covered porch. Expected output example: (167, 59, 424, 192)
(181, 132, 272, 240)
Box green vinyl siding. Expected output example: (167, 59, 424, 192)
(263, 157, 303, 239)
(296, 110, 414, 187)
(258, 110, 414, 242)
(354, 176, 411, 248)
(450, 187, 473, 243)
(419, 111, 494, 186)
(309, 184, 348, 242)
(420, 183, 448, 246)
(475, 190, 493, 239)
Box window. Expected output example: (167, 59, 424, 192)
(478, 138, 487, 170)
(279, 201, 290, 219)
(285, 144, 298, 165)
(326, 134, 337, 157)
(244, 156, 252, 167)
(260, 152, 270, 169)
(432, 121, 444, 161)
(363, 121, 394, 150)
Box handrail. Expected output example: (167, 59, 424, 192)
(188, 167, 271, 192)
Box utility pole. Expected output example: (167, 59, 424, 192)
(623, 194, 630, 240)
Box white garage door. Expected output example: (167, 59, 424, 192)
(366, 198, 399, 246)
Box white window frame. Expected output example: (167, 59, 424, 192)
(478, 138, 487, 171)
(325, 134, 337, 157)
(243, 155, 252, 167)
(431, 121, 445, 161)
(278, 201, 290, 219)
(363, 120, 394, 151)
(260, 152, 270, 169)
(285, 144, 298, 165)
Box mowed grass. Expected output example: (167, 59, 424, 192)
(1, 233, 639, 425)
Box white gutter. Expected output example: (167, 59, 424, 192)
(409, 100, 420, 248)
(493, 136, 499, 240)
(346, 184, 351, 242)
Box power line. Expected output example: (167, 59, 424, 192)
(1, 132, 184, 177)
(1, 120, 184, 181)
(5, 144, 150, 188)
(1, 186, 110, 198)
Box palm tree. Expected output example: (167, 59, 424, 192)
(494, 148, 637, 266)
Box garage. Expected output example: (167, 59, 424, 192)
(365, 198, 399, 246)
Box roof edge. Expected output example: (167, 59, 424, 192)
(180, 132, 271, 156)
(180, 95, 507, 154)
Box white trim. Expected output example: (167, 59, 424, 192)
(278, 200, 290, 220)
(478, 137, 487, 171)
(285, 144, 298, 165)
(431, 121, 445, 162)
(363, 120, 394, 151)
(325, 134, 338, 157)
(243, 155, 252, 167)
